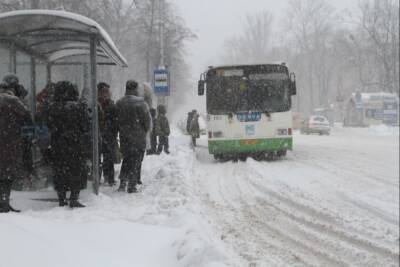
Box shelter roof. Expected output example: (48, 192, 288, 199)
(0, 10, 127, 67)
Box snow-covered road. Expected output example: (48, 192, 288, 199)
(192, 126, 399, 266)
(1, 125, 398, 267)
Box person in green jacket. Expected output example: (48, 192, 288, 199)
(156, 104, 170, 154)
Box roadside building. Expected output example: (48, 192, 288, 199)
(344, 91, 399, 127)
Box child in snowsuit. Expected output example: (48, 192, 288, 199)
(156, 105, 170, 154)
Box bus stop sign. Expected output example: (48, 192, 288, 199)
(154, 68, 170, 96)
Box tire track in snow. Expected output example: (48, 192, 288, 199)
(210, 163, 349, 266)
(201, 163, 313, 266)
(338, 193, 399, 226)
(245, 166, 399, 266)
(249, 158, 399, 244)
(232, 166, 353, 267)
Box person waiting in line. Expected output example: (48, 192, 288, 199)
(46, 81, 90, 208)
(2, 74, 34, 190)
(0, 80, 32, 212)
(156, 104, 170, 154)
(116, 80, 151, 193)
(98, 82, 118, 186)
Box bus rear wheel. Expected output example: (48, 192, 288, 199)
(277, 150, 287, 157)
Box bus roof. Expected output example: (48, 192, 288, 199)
(204, 63, 288, 76)
(205, 63, 287, 72)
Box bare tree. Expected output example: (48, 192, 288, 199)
(358, 0, 399, 94)
(284, 0, 334, 111)
(222, 11, 273, 64)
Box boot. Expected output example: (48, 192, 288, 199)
(57, 191, 68, 207)
(0, 185, 9, 213)
(0, 182, 20, 213)
(118, 180, 126, 192)
(69, 191, 85, 208)
(127, 182, 137, 193)
(0, 201, 9, 213)
(127, 186, 137, 194)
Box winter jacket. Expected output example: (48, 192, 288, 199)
(189, 115, 200, 138)
(116, 95, 151, 154)
(186, 111, 194, 133)
(99, 98, 118, 156)
(0, 92, 32, 181)
(156, 114, 170, 137)
(46, 95, 90, 191)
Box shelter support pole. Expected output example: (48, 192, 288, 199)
(83, 63, 89, 90)
(30, 57, 37, 116)
(46, 63, 52, 84)
(30, 57, 37, 161)
(90, 35, 99, 195)
(9, 43, 16, 74)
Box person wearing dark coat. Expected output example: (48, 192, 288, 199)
(46, 81, 90, 208)
(98, 82, 118, 186)
(156, 104, 170, 154)
(147, 108, 158, 155)
(186, 110, 195, 134)
(3, 74, 34, 190)
(189, 112, 200, 147)
(116, 80, 151, 193)
(0, 82, 32, 212)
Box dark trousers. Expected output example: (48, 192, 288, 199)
(157, 136, 169, 153)
(120, 149, 145, 188)
(191, 136, 197, 147)
(0, 180, 12, 205)
(100, 147, 115, 185)
(150, 133, 158, 152)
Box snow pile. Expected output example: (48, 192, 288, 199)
(333, 123, 399, 137)
(367, 124, 399, 136)
(0, 129, 231, 267)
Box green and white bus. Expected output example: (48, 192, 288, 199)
(197, 63, 297, 160)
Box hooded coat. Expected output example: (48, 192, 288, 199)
(156, 105, 170, 137)
(46, 81, 90, 191)
(0, 91, 32, 181)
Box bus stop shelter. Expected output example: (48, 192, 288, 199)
(0, 10, 128, 194)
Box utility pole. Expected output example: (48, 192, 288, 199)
(159, 0, 165, 68)
(157, 0, 167, 108)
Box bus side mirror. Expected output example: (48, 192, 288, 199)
(198, 80, 205, 96)
(290, 73, 297, 95)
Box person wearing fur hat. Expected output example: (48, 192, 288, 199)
(0, 80, 32, 212)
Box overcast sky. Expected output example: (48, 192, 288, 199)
(172, 0, 357, 81)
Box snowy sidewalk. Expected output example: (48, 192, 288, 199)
(0, 132, 230, 267)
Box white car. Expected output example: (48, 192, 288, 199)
(301, 115, 330, 135)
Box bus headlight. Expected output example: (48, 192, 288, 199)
(277, 129, 288, 135)
(213, 131, 223, 138)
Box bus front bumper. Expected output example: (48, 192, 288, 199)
(208, 137, 293, 155)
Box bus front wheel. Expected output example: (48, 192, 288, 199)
(277, 150, 287, 157)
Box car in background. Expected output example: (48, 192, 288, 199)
(301, 115, 330, 135)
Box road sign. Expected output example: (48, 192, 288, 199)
(153, 68, 169, 96)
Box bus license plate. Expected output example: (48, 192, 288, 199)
(240, 139, 260, 145)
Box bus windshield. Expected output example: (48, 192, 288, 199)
(206, 68, 291, 114)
